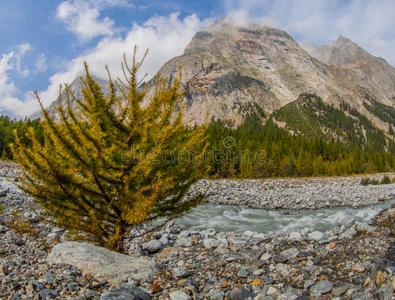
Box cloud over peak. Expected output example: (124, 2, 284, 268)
(56, 0, 127, 41)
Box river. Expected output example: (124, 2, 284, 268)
(176, 200, 394, 234)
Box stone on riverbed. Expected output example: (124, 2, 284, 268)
(100, 284, 151, 300)
(289, 232, 303, 241)
(203, 238, 221, 249)
(376, 283, 393, 300)
(47, 242, 159, 285)
(307, 231, 325, 241)
(176, 237, 194, 247)
(169, 291, 192, 300)
(172, 267, 190, 278)
(310, 280, 333, 296)
(142, 240, 163, 253)
(280, 247, 299, 259)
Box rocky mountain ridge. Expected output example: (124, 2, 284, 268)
(145, 18, 395, 127)
(34, 18, 395, 138)
(144, 19, 351, 125)
(302, 35, 395, 106)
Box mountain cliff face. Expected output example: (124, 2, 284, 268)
(36, 18, 395, 139)
(142, 19, 395, 128)
(144, 19, 353, 125)
(302, 36, 395, 106)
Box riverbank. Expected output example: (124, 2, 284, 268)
(190, 174, 395, 210)
(1, 166, 395, 299)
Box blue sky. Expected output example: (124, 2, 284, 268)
(1, 0, 394, 118)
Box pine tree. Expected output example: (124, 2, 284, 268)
(12, 48, 208, 252)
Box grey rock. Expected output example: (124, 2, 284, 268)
(237, 269, 249, 278)
(280, 247, 299, 258)
(179, 230, 191, 238)
(260, 253, 271, 261)
(28, 279, 44, 291)
(127, 243, 143, 257)
(100, 292, 136, 300)
(332, 283, 350, 296)
(266, 287, 280, 297)
(340, 227, 357, 239)
(119, 285, 151, 300)
(183, 279, 199, 290)
(84, 289, 98, 298)
(159, 236, 170, 246)
(227, 287, 255, 300)
(302, 265, 319, 273)
(13, 240, 25, 246)
(346, 284, 361, 296)
(47, 242, 159, 285)
(172, 267, 190, 278)
(310, 280, 333, 296)
(176, 237, 194, 247)
(42, 272, 55, 285)
(263, 277, 275, 285)
(203, 228, 217, 238)
(208, 288, 225, 300)
(100, 284, 151, 300)
(38, 289, 58, 299)
(169, 291, 192, 300)
(276, 263, 292, 277)
(278, 293, 298, 300)
(141, 240, 162, 253)
(307, 231, 325, 241)
(351, 292, 373, 300)
(46, 232, 60, 241)
(376, 283, 393, 300)
(204, 238, 221, 249)
(300, 228, 310, 236)
(254, 296, 274, 300)
(289, 232, 303, 241)
(5, 230, 17, 243)
(253, 269, 265, 276)
(67, 282, 80, 292)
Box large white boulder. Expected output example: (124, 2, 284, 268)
(47, 242, 158, 285)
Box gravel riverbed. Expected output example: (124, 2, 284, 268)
(1, 163, 395, 300)
(191, 174, 395, 210)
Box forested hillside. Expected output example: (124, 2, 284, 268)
(0, 116, 44, 160)
(206, 110, 395, 178)
(272, 93, 395, 152)
(1, 110, 394, 178)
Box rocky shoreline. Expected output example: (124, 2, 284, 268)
(1, 164, 395, 299)
(191, 174, 395, 210)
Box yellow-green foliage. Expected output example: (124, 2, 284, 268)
(12, 47, 208, 252)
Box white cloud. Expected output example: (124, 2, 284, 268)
(227, 9, 281, 28)
(0, 93, 38, 118)
(0, 47, 38, 117)
(35, 54, 47, 73)
(0, 43, 34, 93)
(14, 43, 33, 78)
(18, 43, 33, 56)
(56, 0, 119, 41)
(0, 52, 17, 96)
(34, 13, 211, 113)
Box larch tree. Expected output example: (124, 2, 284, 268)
(11, 48, 208, 252)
